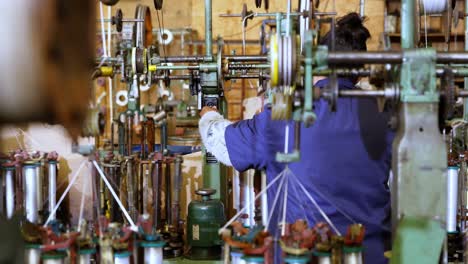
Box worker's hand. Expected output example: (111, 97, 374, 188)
(200, 106, 218, 117)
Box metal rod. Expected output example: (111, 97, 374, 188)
(219, 11, 337, 17)
(173, 156, 183, 230)
(152, 159, 162, 229)
(228, 64, 270, 70)
(165, 160, 172, 225)
(464, 0, 468, 121)
(4, 167, 14, 219)
(225, 55, 268, 62)
(162, 56, 206, 63)
(360, 0, 365, 17)
(24, 164, 39, 224)
(401, 0, 415, 48)
(96, 18, 145, 22)
(205, 0, 213, 58)
(48, 162, 57, 221)
(328, 52, 468, 65)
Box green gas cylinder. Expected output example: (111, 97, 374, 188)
(185, 188, 225, 260)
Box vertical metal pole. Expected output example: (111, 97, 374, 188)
(205, 0, 212, 58)
(4, 167, 14, 219)
(359, 0, 365, 17)
(24, 163, 39, 224)
(36, 165, 43, 217)
(152, 159, 162, 229)
(48, 161, 57, 221)
(401, 0, 415, 48)
(165, 160, 172, 225)
(160, 121, 168, 156)
(172, 155, 183, 229)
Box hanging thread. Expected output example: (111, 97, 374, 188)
(421, 0, 447, 14)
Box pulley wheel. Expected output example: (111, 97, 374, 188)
(112, 9, 123, 33)
(100, 0, 120, 6)
(217, 38, 225, 90)
(270, 35, 279, 86)
(134, 5, 153, 48)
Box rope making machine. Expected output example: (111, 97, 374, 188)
(1, 0, 468, 263)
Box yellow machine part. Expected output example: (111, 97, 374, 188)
(270, 34, 279, 87)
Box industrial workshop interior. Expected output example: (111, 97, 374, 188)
(5, 0, 468, 263)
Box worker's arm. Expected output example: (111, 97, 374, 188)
(199, 106, 233, 166)
(199, 106, 270, 171)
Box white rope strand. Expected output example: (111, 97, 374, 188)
(220, 169, 287, 233)
(78, 168, 90, 232)
(265, 171, 288, 231)
(290, 172, 341, 235)
(92, 160, 137, 230)
(280, 175, 289, 236)
(44, 160, 86, 226)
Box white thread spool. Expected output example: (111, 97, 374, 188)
(4, 167, 14, 219)
(77, 249, 95, 264)
(142, 244, 164, 264)
(159, 29, 174, 45)
(447, 166, 459, 233)
(231, 251, 246, 264)
(317, 255, 332, 264)
(24, 164, 39, 224)
(116, 90, 128, 106)
(344, 248, 363, 264)
(420, 0, 447, 14)
(114, 251, 131, 264)
(24, 246, 41, 264)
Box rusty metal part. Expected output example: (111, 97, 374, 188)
(151, 154, 164, 229)
(147, 118, 156, 153)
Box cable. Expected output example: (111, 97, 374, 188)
(156, 11, 166, 57)
(222, 20, 263, 38)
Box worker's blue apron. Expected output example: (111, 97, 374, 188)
(225, 78, 393, 264)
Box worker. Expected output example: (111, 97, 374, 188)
(199, 13, 393, 263)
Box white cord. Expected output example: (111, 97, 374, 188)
(44, 160, 86, 226)
(280, 175, 289, 236)
(92, 160, 138, 230)
(284, 124, 289, 154)
(99, 2, 108, 58)
(290, 171, 341, 235)
(220, 169, 286, 233)
(78, 164, 90, 232)
(265, 171, 288, 231)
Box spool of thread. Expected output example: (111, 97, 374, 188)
(77, 249, 95, 264)
(447, 166, 459, 233)
(231, 251, 246, 264)
(343, 247, 363, 264)
(141, 241, 165, 264)
(116, 90, 128, 106)
(421, 0, 447, 14)
(114, 251, 131, 264)
(159, 29, 174, 45)
(24, 245, 41, 264)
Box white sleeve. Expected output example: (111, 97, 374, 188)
(198, 111, 233, 166)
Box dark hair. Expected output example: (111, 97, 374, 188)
(320, 13, 370, 52)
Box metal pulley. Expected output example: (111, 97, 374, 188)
(112, 9, 123, 33)
(269, 35, 298, 88)
(82, 108, 106, 137)
(154, 0, 164, 10)
(134, 5, 153, 48)
(322, 73, 339, 112)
